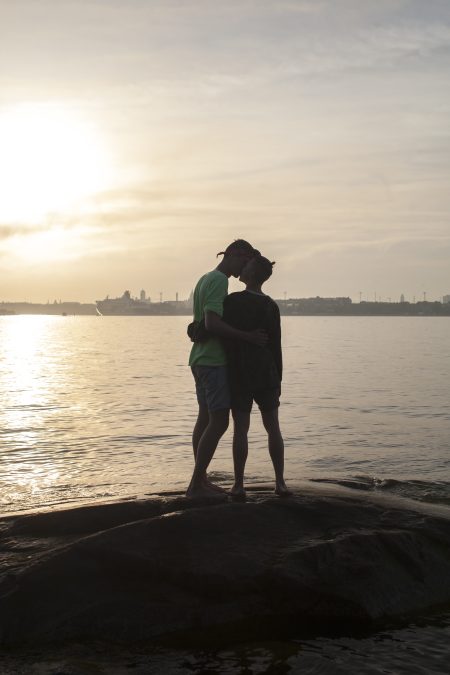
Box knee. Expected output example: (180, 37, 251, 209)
(261, 409, 280, 434)
(219, 417, 230, 435)
(262, 415, 280, 435)
(232, 411, 250, 434)
(211, 410, 229, 436)
(233, 425, 248, 440)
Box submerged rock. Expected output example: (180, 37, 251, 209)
(0, 484, 449, 645)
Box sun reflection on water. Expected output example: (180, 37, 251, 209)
(1, 315, 56, 409)
(0, 316, 64, 501)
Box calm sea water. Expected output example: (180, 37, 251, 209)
(1, 314, 449, 674)
(0, 314, 449, 514)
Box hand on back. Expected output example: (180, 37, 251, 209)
(246, 328, 268, 346)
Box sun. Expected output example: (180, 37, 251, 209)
(0, 102, 114, 223)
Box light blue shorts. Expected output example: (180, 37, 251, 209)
(191, 365, 231, 412)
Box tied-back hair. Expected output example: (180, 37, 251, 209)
(253, 254, 275, 284)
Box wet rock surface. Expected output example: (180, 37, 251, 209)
(0, 483, 449, 646)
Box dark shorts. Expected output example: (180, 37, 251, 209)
(191, 365, 231, 412)
(231, 387, 281, 414)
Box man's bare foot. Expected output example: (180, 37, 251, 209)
(204, 478, 227, 493)
(186, 483, 225, 499)
(230, 484, 247, 500)
(275, 480, 293, 497)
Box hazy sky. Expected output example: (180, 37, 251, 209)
(1, 0, 449, 303)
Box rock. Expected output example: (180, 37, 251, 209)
(0, 484, 449, 646)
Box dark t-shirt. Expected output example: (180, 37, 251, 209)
(223, 290, 282, 391)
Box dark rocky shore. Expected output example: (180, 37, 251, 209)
(1, 483, 449, 648)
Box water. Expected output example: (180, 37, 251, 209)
(1, 315, 449, 513)
(2, 611, 450, 674)
(1, 314, 449, 673)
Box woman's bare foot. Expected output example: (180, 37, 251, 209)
(275, 480, 293, 497)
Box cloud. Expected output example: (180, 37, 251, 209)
(3, 0, 450, 99)
(0, 226, 16, 240)
(0, 223, 49, 241)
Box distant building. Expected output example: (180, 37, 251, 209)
(400, 294, 405, 303)
(140, 289, 146, 301)
(276, 296, 352, 315)
(443, 295, 450, 304)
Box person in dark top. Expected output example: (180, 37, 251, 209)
(223, 254, 291, 498)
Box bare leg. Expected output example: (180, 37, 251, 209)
(187, 408, 230, 498)
(231, 409, 251, 498)
(192, 404, 227, 493)
(192, 404, 209, 462)
(261, 408, 292, 497)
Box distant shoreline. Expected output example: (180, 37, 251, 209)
(1, 299, 450, 317)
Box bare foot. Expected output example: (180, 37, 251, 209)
(204, 478, 227, 493)
(186, 483, 227, 500)
(275, 480, 293, 497)
(230, 484, 247, 500)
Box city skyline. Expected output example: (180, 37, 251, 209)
(1, 286, 448, 306)
(1, 1, 449, 302)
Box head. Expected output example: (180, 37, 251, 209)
(240, 254, 275, 287)
(217, 239, 256, 277)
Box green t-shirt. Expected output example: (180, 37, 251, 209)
(189, 269, 228, 367)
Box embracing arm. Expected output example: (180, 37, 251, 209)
(205, 311, 267, 346)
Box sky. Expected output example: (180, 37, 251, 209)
(1, 0, 449, 303)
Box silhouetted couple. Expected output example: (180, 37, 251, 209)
(187, 239, 291, 499)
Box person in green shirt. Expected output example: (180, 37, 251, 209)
(187, 240, 268, 499)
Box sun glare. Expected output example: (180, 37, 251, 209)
(0, 102, 114, 223)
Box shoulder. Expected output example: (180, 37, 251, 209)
(207, 270, 228, 288)
(194, 273, 207, 288)
(198, 270, 228, 292)
(266, 296, 281, 317)
(225, 291, 245, 303)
